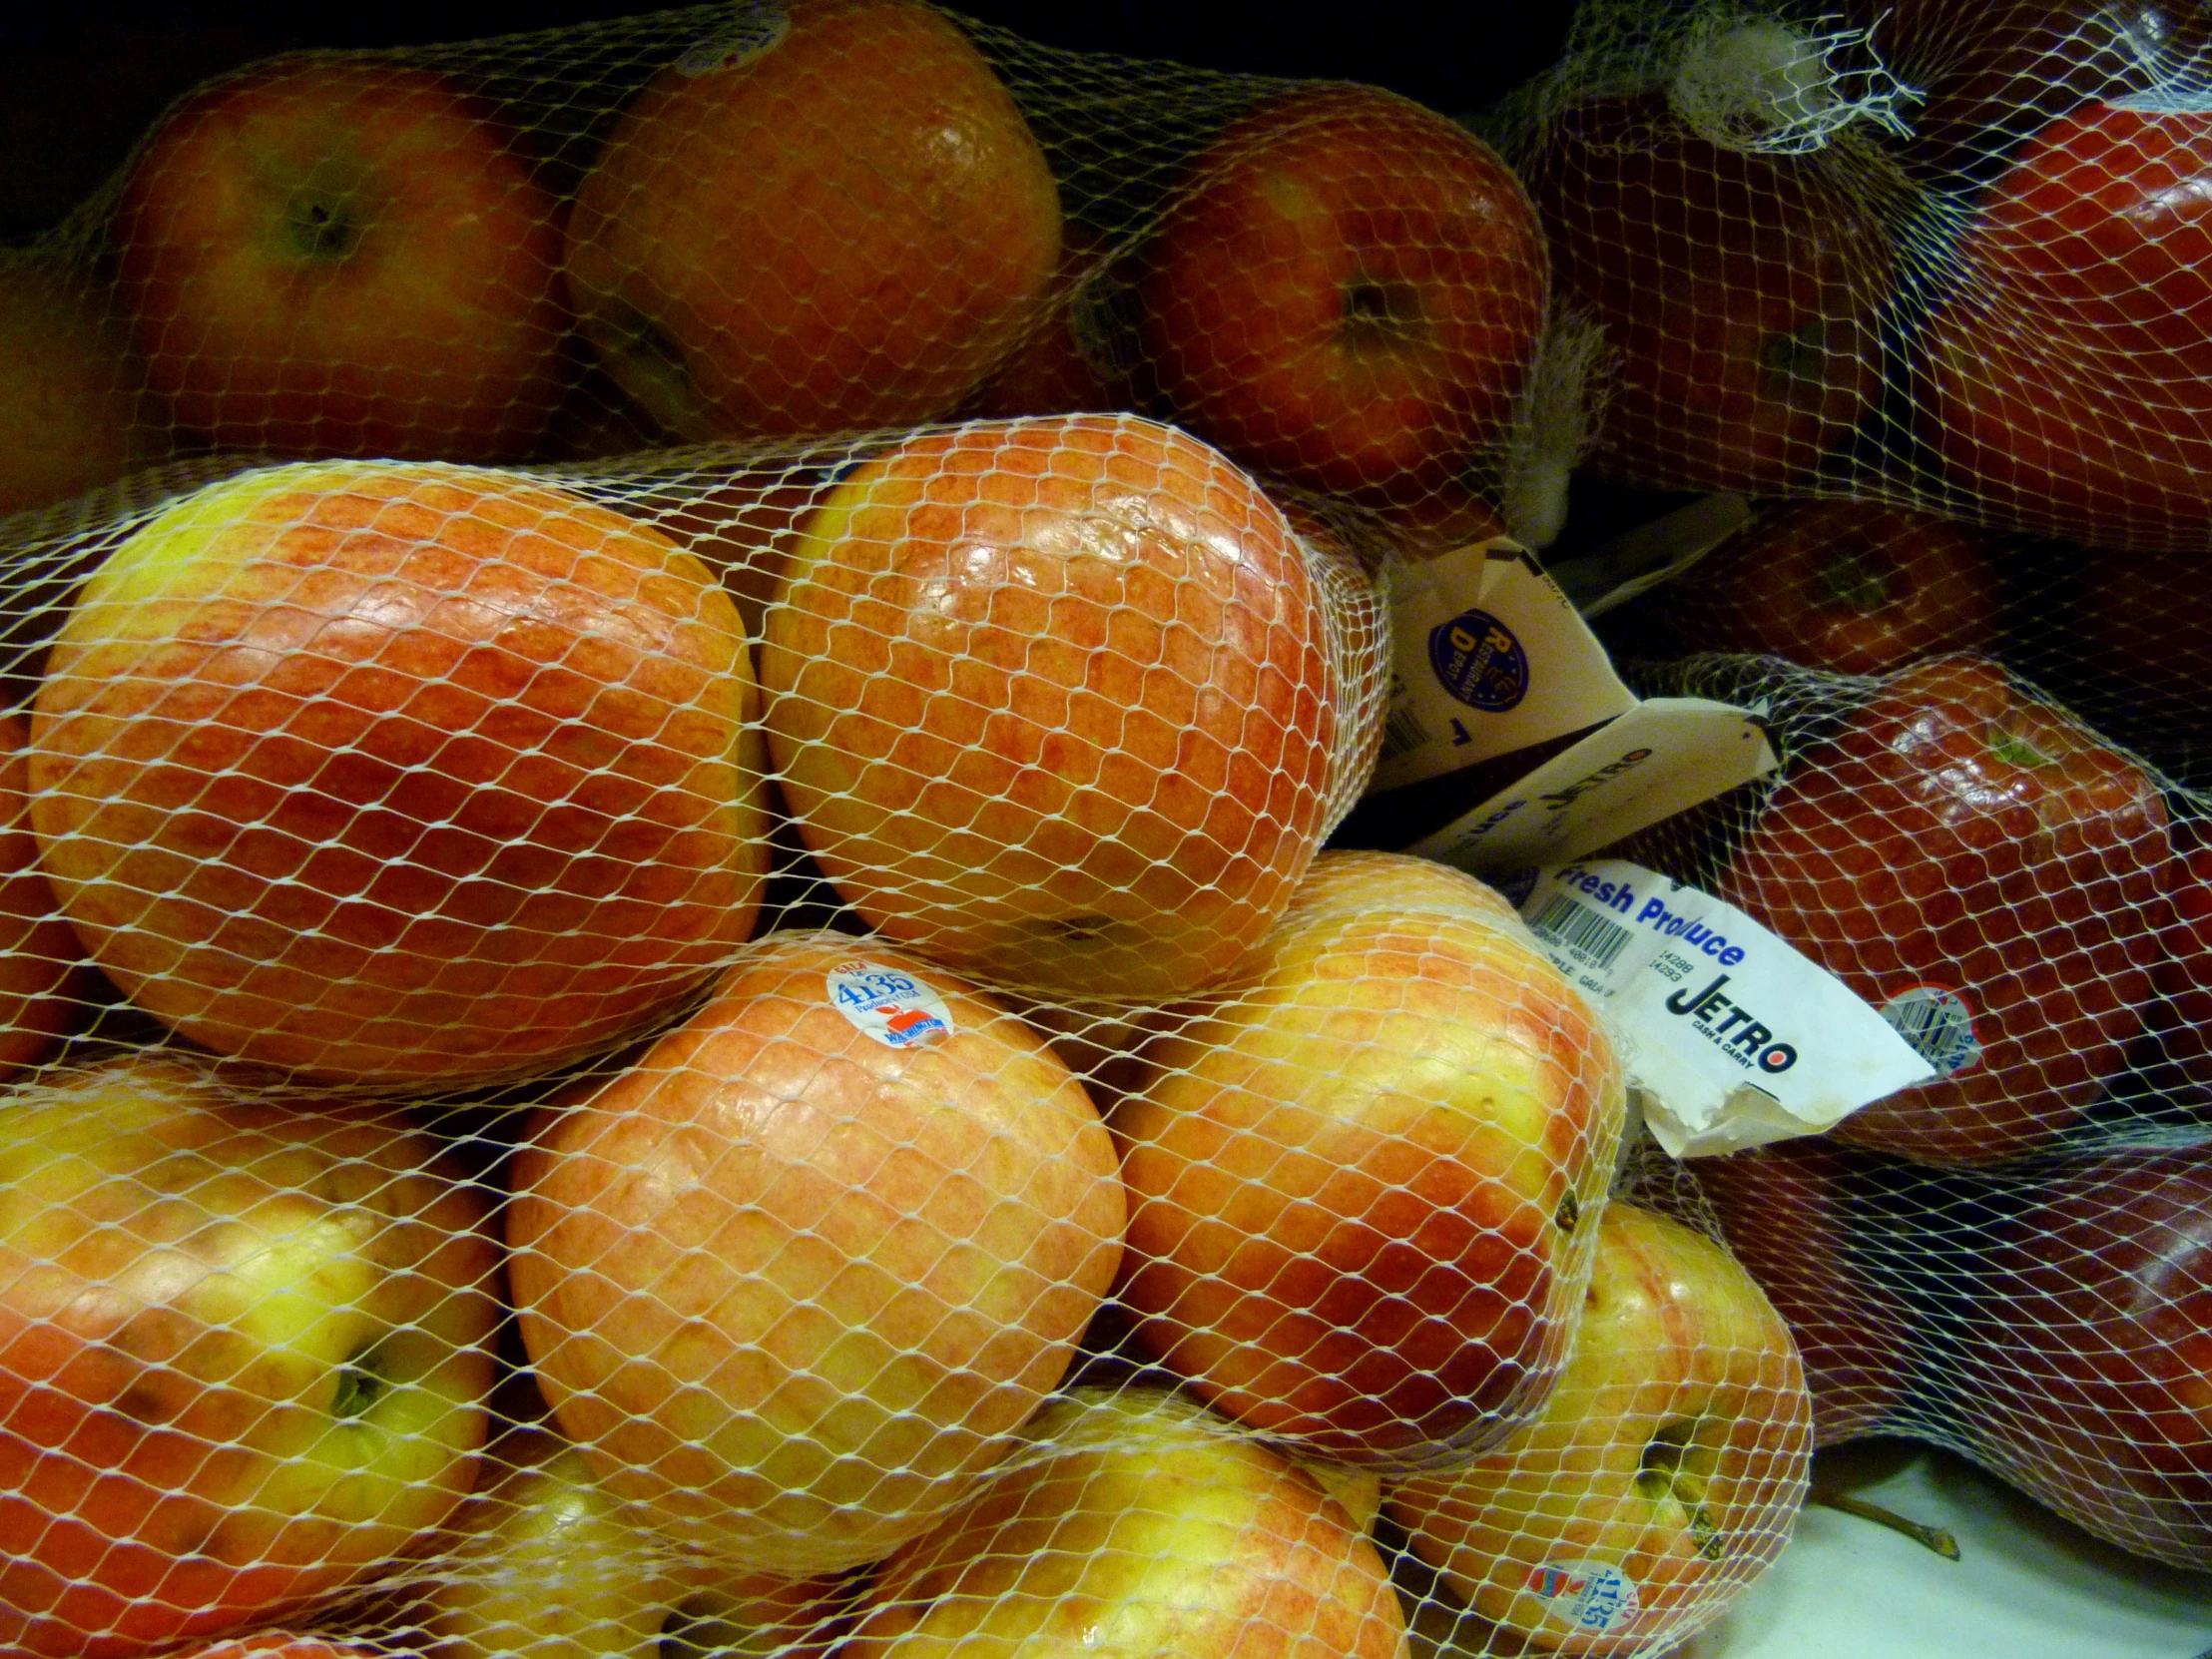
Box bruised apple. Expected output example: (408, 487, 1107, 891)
(840, 1387, 1410, 1659)
(0, 1052, 503, 1657)
(113, 55, 569, 463)
(1386, 1202, 1813, 1657)
(505, 929, 1126, 1579)
(758, 413, 1348, 1001)
(1111, 850, 1628, 1465)
(28, 459, 772, 1088)
(421, 1425, 851, 1659)
(1140, 81, 1547, 523)
(563, 0, 1061, 440)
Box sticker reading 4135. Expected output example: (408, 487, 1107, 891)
(1525, 1558, 1641, 1634)
(828, 960, 956, 1050)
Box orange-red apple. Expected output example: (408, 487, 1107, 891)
(505, 928, 1126, 1579)
(1139, 81, 1547, 523)
(839, 1386, 1410, 1658)
(28, 458, 773, 1088)
(562, 0, 1062, 440)
(0, 256, 163, 518)
(1110, 849, 1628, 1465)
(1386, 1201, 1813, 1657)
(113, 55, 570, 463)
(757, 412, 1349, 1002)
(419, 1424, 851, 1659)
(0, 1052, 504, 1657)
(0, 713, 97, 1077)
(170, 1637, 395, 1659)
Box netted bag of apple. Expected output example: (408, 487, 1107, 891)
(1609, 646, 2194, 1173)
(0, 1050, 512, 1658)
(1379, 1194, 1814, 1659)
(8, 451, 785, 1096)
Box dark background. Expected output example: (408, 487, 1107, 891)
(0, 1, 1579, 244)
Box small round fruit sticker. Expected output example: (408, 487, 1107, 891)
(1879, 983, 1982, 1076)
(828, 960, 956, 1050)
(1525, 1559, 1641, 1634)
(677, 0, 791, 76)
(1428, 607, 1529, 712)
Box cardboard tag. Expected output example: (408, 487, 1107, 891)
(1516, 857, 1937, 1156)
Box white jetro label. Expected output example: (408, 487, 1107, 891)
(1525, 1558, 1641, 1634)
(1879, 983, 1982, 1077)
(828, 960, 955, 1049)
(677, 0, 791, 75)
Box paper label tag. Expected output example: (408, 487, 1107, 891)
(1372, 539, 1639, 798)
(827, 960, 955, 1049)
(1525, 1559, 1641, 1634)
(1407, 697, 1778, 874)
(1517, 858, 1936, 1156)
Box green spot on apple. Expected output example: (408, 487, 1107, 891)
(330, 1348, 386, 1419)
(283, 193, 361, 263)
(1818, 550, 1889, 613)
(1988, 728, 2058, 770)
(1340, 276, 1427, 352)
(1758, 318, 1830, 396)
(1636, 1415, 1726, 1560)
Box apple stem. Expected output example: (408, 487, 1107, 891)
(1810, 1485, 1961, 1560)
(331, 1350, 386, 1419)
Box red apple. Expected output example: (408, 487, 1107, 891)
(1111, 849, 1628, 1465)
(1653, 497, 2003, 675)
(1951, 1145, 2212, 1568)
(562, 0, 1062, 440)
(168, 1638, 395, 1659)
(113, 55, 570, 464)
(1519, 94, 1897, 493)
(1919, 98, 2212, 550)
(0, 713, 98, 1078)
(1689, 1139, 1919, 1446)
(0, 1051, 504, 1657)
(0, 255, 163, 518)
(757, 412, 1349, 1002)
(505, 928, 1126, 1579)
(839, 1386, 1410, 1658)
(1139, 81, 1547, 524)
(27, 458, 774, 1088)
(1386, 1200, 1814, 1657)
(418, 1424, 851, 1659)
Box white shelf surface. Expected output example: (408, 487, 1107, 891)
(1688, 1439, 2212, 1659)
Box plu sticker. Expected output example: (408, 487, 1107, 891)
(1879, 983, 1982, 1077)
(828, 960, 955, 1049)
(1428, 606, 1530, 713)
(677, 0, 791, 76)
(1524, 1558, 1641, 1634)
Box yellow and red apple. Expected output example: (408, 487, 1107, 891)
(562, 0, 1062, 439)
(505, 928, 1126, 1579)
(757, 411, 1351, 1002)
(0, 1052, 504, 1657)
(1386, 1201, 1813, 1657)
(28, 458, 773, 1088)
(839, 1386, 1410, 1658)
(1111, 849, 1628, 1465)
(1139, 81, 1547, 525)
(113, 55, 571, 463)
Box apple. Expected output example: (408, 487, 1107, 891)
(417, 1424, 851, 1659)
(838, 1385, 1411, 1658)
(1518, 93, 1897, 493)
(27, 457, 774, 1089)
(2142, 839, 2212, 1105)
(1111, 849, 1628, 1465)
(0, 713, 98, 1078)
(963, 222, 1139, 422)
(112, 54, 570, 464)
(0, 255, 163, 519)
(562, 0, 1062, 440)
(757, 412, 1349, 1002)
(1652, 497, 2003, 676)
(1950, 1145, 2212, 1568)
(505, 927, 1126, 1580)
(1688, 1139, 1919, 1446)
(0, 1051, 504, 1657)
(1139, 81, 1547, 525)
(168, 1638, 394, 1659)
(1385, 1200, 1814, 1657)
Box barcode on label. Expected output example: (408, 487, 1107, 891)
(1526, 892, 1633, 971)
(1379, 701, 1430, 762)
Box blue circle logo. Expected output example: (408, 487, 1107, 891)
(1427, 608, 1529, 712)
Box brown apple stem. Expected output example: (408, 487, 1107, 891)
(1810, 1484, 1961, 1560)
